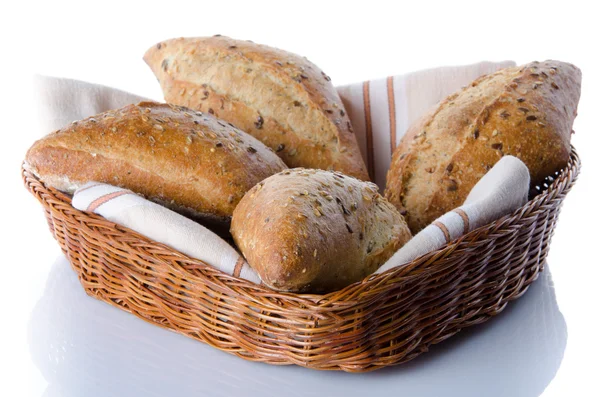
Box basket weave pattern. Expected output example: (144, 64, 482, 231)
(23, 148, 580, 372)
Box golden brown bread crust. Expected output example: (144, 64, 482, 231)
(143, 36, 369, 181)
(25, 101, 287, 223)
(385, 60, 581, 233)
(231, 168, 411, 293)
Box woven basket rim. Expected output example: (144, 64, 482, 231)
(22, 146, 581, 306)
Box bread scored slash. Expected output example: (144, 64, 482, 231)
(25, 101, 287, 226)
(144, 35, 370, 181)
(385, 60, 581, 234)
(231, 168, 412, 293)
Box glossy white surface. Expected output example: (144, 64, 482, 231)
(2, 1, 599, 396)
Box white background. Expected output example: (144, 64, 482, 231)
(1, 1, 599, 396)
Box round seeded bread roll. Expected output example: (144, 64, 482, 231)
(231, 168, 412, 293)
(385, 60, 581, 233)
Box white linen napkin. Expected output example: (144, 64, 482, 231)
(337, 61, 515, 189)
(71, 182, 261, 283)
(34, 59, 529, 283)
(33, 75, 149, 137)
(376, 155, 530, 274)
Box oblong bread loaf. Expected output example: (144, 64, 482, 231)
(385, 60, 581, 233)
(144, 36, 369, 181)
(25, 101, 287, 224)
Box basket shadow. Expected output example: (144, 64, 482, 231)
(28, 255, 566, 397)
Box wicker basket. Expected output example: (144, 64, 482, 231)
(22, 147, 580, 372)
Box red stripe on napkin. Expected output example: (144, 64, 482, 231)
(87, 190, 134, 212)
(233, 256, 245, 278)
(433, 221, 451, 243)
(362, 81, 375, 179)
(387, 76, 397, 155)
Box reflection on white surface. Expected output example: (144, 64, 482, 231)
(29, 256, 567, 397)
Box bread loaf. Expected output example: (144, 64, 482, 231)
(231, 168, 411, 293)
(144, 36, 369, 181)
(385, 60, 581, 233)
(25, 101, 287, 224)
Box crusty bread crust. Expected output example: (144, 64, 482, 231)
(144, 36, 369, 181)
(386, 60, 581, 233)
(25, 101, 287, 222)
(231, 168, 411, 293)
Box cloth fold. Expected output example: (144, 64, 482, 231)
(33, 75, 149, 137)
(337, 61, 515, 189)
(376, 155, 530, 274)
(34, 59, 529, 284)
(71, 183, 261, 283)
